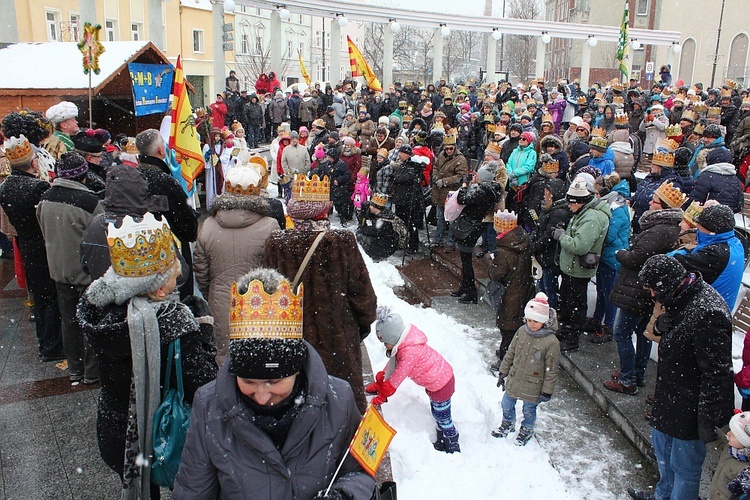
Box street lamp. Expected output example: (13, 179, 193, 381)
(440, 23, 450, 38)
(223, 0, 235, 13)
(336, 13, 348, 27)
(277, 6, 291, 22)
(587, 35, 597, 47)
(672, 42, 682, 53)
(541, 31, 551, 44)
(492, 28, 502, 41)
(630, 38, 640, 50)
(389, 19, 400, 34)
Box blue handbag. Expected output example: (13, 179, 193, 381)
(152, 338, 191, 489)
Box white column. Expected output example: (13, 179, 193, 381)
(0, 0, 19, 42)
(486, 36, 497, 85)
(79, 0, 96, 25)
(535, 36, 546, 80)
(147, 0, 164, 51)
(269, 10, 282, 78)
(329, 19, 342, 85)
(383, 25, 394, 90)
(433, 28, 444, 85)
(212, 1, 225, 97)
(580, 41, 592, 90)
(666, 46, 675, 74)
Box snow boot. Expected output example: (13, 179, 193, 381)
(450, 287, 468, 297)
(583, 317, 600, 333)
(590, 325, 613, 344)
(458, 288, 478, 304)
(514, 426, 534, 446)
(440, 433, 460, 453)
(432, 428, 445, 451)
(559, 335, 580, 353)
(627, 487, 655, 500)
(491, 420, 515, 438)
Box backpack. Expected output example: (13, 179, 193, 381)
(389, 215, 409, 249)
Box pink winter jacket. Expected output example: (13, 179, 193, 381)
(735, 329, 750, 389)
(383, 325, 453, 393)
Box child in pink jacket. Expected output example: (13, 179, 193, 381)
(366, 306, 459, 453)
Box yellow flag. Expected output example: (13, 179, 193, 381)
(169, 56, 204, 192)
(348, 404, 396, 476)
(298, 50, 311, 86)
(347, 36, 382, 92)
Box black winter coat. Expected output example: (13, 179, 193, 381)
(609, 208, 682, 315)
(328, 159, 354, 204)
(453, 181, 503, 248)
(243, 99, 265, 126)
(356, 208, 400, 260)
(651, 276, 734, 442)
(688, 162, 743, 213)
(530, 198, 572, 271)
(519, 172, 556, 230)
(78, 297, 218, 477)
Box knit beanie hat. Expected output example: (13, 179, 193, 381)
(477, 161, 497, 183)
(326, 148, 340, 162)
(638, 254, 687, 298)
(73, 130, 105, 154)
(730, 412, 750, 448)
(575, 172, 596, 194)
(525, 292, 550, 323)
(695, 203, 734, 234)
(509, 123, 523, 134)
(228, 268, 307, 379)
(566, 177, 594, 203)
(520, 132, 535, 143)
(56, 151, 89, 180)
(704, 124, 723, 139)
(314, 147, 326, 160)
(706, 147, 733, 165)
(674, 146, 693, 167)
(375, 305, 405, 345)
(570, 140, 590, 161)
(343, 136, 356, 146)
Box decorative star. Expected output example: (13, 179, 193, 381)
(77, 22, 106, 75)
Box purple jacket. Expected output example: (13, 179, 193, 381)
(547, 99, 567, 135)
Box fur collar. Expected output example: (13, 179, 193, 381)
(208, 193, 271, 217)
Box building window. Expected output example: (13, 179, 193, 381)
(287, 40, 293, 58)
(298, 42, 304, 58)
(46, 10, 60, 42)
(325, 33, 330, 50)
(193, 29, 204, 53)
(241, 33, 249, 54)
(636, 0, 649, 16)
(69, 13, 80, 41)
(105, 19, 117, 41)
(298, 14, 303, 24)
(255, 36, 263, 54)
(131, 23, 141, 41)
(315, 30, 321, 48)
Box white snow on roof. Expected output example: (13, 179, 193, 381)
(0, 41, 151, 90)
(181, 0, 213, 11)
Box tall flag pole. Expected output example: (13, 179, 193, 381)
(347, 36, 383, 92)
(169, 56, 204, 195)
(616, 0, 630, 82)
(298, 49, 311, 86)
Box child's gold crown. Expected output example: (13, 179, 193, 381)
(291, 174, 330, 202)
(614, 112, 628, 125)
(665, 124, 683, 137)
(681, 110, 697, 122)
(229, 279, 303, 340)
(651, 139, 678, 168)
(655, 181, 686, 208)
(107, 213, 176, 278)
(612, 96, 624, 105)
(493, 209, 518, 233)
(707, 106, 722, 117)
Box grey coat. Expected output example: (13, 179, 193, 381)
(173, 343, 376, 500)
(500, 321, 561, 403)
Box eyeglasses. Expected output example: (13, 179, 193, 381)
(444, 146, 455, 151)
(649, 198, 661, 205)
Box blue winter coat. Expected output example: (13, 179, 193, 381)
(589, 148, 615, 176)
(671, 230, 745, 309)
(688, 162, 744, 213)
(600, 180, 631, 270)
(507, 145, 537, 186)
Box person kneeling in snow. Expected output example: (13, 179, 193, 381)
(366, 306, 460, 453)
(493, 292, 560, 446)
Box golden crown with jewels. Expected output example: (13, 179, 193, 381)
(291, 174, 330, 202)
(693, 123, 706, 135)
(228, 279, 303, 340)
(493, 209, 518, 233)
(591, 126, 607, 138)
(107, 213, 176, 278)
(614, 112, 628, 125)
(3, 134, 34, 167)
(651, 139, 678, 168)
(370, 192, 388, 208)
(665, 124, 683, 138)
(655, 181, 686, 208)
(691, 101, 708, 113)
(541, 157, 560, 174)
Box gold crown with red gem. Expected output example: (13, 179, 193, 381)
(655, 181, 686, 208)
(493, 209, 518, 233)
(229, 278, 303, 340)
(107, 213, 177, 278)
(665, 124, 683, 138)
(291, 174, 330, 202)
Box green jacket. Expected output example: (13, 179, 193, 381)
(500, 325, 560, 403)
(558, 198, 611, 279)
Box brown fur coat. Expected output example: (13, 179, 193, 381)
(263, 229, 377, 411)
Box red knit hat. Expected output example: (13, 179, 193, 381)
(524, 292, 550, 323)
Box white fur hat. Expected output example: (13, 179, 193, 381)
(525, 292, 550, 323)
(45, 101, 78, 124)
(730, 412, 750, 448)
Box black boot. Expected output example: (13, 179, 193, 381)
(458, 289, 478, 304)
(627, 487, 655, 500)
(559, 335, 580, 353)
(432, 428, 445, 451)
(450, 287, 467, 297)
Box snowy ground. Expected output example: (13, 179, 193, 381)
(359, 253, 656, 500)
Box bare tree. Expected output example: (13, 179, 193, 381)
(362, 22, 414, 80)
(233, 23, 294, 86)
(444, 30, 480, 82)
(502, 0, 544, 82)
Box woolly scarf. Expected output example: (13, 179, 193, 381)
(121, 296, 162, 500)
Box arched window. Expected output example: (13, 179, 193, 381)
(678, 38, 696, 85)
(728, 33, 749, 84)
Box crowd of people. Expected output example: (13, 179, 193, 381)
(3, 70, 750, 499)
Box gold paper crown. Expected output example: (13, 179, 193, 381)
(107, 213, 176, 278)
(370, 193, 388, 208)
(3, 135, 34, 167)
(591, 126, 606, 138)
(486, 123, 496, 133)
(224, 166, 262, 196)
(291, 174, 330, 202)
(612, 96, 624, 105)
(662, 138, 680, 151)
(493, 209, 518, 233)
(693, 123, 706, 135)
(589, 136, 608, 150)
(655, 181, 686, 208)
(541, 158, 560, 173)
(614, 112, 628, 125)
(612, 83, 624, 93)
(443, 133, 457, 146)
(652, 147, 675, 168)
(577, 95, 588, 105)
(541, 112, 554, 124)
(721, 88, 733, 98)
(595, 93, 604, 101)
(228, 279, 303, 340)
(665, 124, 683, 138)
(682, 200, 703, 227)
(500, 105, 512, 115)
(691, 101, 708, 113)
(681, 109, 697, 122)
(494, 124, 507, 136)
(725, 79, 738, 90)
(486, 142, 502, 155)
(687, 94, 701, 103)
(708, 106, 722, 117)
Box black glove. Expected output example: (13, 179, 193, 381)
(538, 393, 552, 404)
(654, 313, 672, 336)
(359, 324, 371, 341)
(697, 419, 718, 443)
(182, 295, 212, 318)
(552, 228, 566, 241)
(314, 489, 345, 500)
(497, 373, 507, 389)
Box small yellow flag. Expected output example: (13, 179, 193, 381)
(348, 404, 396, 476)
(298, 50, 311, 86)
(347, 36, 382, 92)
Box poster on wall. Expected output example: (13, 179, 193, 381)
(128, 63, 174, 116)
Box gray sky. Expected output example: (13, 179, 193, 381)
(369, 0, 487, 17)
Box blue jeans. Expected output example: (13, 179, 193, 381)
(501, 392, 538, 429)
(480, 222, 497, 252)
(593, 263, 618, 328)
(539, 269, 560, 311)
(651, 428, 706, 500)
(434, 205, 454, 247)
(246, 124, 261, 148)
(613, 309, 651, 386)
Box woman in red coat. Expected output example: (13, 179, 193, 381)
(209, 94, 228, 128)
(255, 73, 271, 95)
